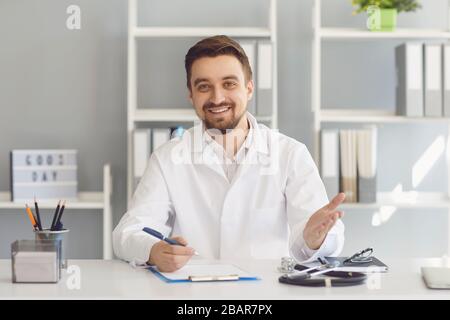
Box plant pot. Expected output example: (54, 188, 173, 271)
(367, 8, 397, 32)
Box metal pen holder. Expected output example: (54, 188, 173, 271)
(34, 229, 69, 269)
(11, 239, 61, 283)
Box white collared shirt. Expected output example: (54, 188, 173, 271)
(204, 119, 253, 183)
(113, 112, 345, 264)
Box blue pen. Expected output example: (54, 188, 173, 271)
(143, 227, 199, 255)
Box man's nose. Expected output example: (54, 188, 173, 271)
(210, 87, 226, 105)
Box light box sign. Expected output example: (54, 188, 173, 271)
(10, 150, 78, 203)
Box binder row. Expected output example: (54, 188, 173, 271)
(133, 127, 184, 188)
(396, 42, 450, 117)
(320, 127, 377, 203)
(239, 40, 274, 117)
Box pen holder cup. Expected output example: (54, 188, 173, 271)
(11, 239, 62, 283)
(34, 229, 69, 269)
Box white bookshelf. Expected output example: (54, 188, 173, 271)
(321, 109, 450, 123)
(0, 164, 113, 259)
(132, 27, 272, 38)
(339, 192, 450, 210)
(319, 28, 450, 40)
(311, 0, 450, 253)
(127, 0, 278, 202)
(133, 108, 274, 123)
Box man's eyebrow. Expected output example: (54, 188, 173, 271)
(193, 78, 210, 86)
(222, 75, 239, 81)
(193, 75, 240, 87)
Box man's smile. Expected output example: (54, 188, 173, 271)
(207, 106, 231, 114)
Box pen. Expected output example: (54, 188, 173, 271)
(34, 196, 43, 231)
(50, 200, 61, 231)
(25, 204, 38, 231)
(53, 200, 66, 231)
(142, 227, 199, 255)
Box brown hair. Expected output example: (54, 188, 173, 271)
(185, 35, 253, 90)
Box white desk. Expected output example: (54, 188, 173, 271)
(0, 258, 449, 299)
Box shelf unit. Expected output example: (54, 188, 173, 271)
(319, 28, 450, 40)
(0, 164, 113, 259)
(311, 0, 450, 253)
(127, 0, 278, 202)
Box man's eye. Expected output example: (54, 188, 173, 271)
(224, 82, 237, 88)
(197, 84, 209, 91)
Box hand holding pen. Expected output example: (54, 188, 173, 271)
(143, 227, 198, 273)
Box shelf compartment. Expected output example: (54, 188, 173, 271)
(133, 108, 273, 123)
(320, 109, 450, 123)
(339, 192, 450, 209)
(0, 192, 105, 210)
(319, 28, 450, 40)
(133, 27, 272, 38)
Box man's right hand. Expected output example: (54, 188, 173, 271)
(148, 236, 195, 272)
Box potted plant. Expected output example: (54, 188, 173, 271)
(352, 0, 421, 32)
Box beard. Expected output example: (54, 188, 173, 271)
(202, 100, 245, 134)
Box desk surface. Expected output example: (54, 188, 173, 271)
(1, 258, 450, 299)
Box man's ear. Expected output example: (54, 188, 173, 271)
(246, 79, 254, 101)
(188, 87, 193, 105)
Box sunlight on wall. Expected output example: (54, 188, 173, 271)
(371, 184, 402, 226)
(412, 136, 445, 188)
(371, 205, 397, 226)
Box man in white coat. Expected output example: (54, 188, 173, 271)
(113, 35, 345, 272)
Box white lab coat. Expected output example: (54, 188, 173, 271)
(113, 113, 344, 264)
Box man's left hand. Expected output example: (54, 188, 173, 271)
(303, 192, 346, 250)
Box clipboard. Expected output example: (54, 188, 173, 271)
(148, 263, 260, 283)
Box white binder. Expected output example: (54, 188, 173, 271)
(424, 43, 443, 117)
(239, 40, 257, 116)
(320, 129, 340, 200)
(442, 43, 450, 117)
(339, 130, 358, 203)
(395, 43, 424, 117)
(357, 127, 377, 203)
(256, 41, 273, 117)
(152, 128, 171, 153)
(133, 129, 151, 188)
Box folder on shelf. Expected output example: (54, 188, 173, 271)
(320, 129, 340, 200)
(395, 43, 424, 117)
(133, 129, 151, 188)
(442, 43, 450, 117)
(148, 263, 259, 283)
(239, 40, 257, 116)
(256, 41, 273, 117)
(340, 130, 358, 203)
(151, 128, 171, 153)
(424, 43, 443, 117)
(357, 126, 377, 203)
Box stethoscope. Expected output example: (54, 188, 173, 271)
(279, 260, 367, 287)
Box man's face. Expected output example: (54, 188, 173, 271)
(189, 55, 254, 131)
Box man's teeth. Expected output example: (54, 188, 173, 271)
(209, 107, 230, 113)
